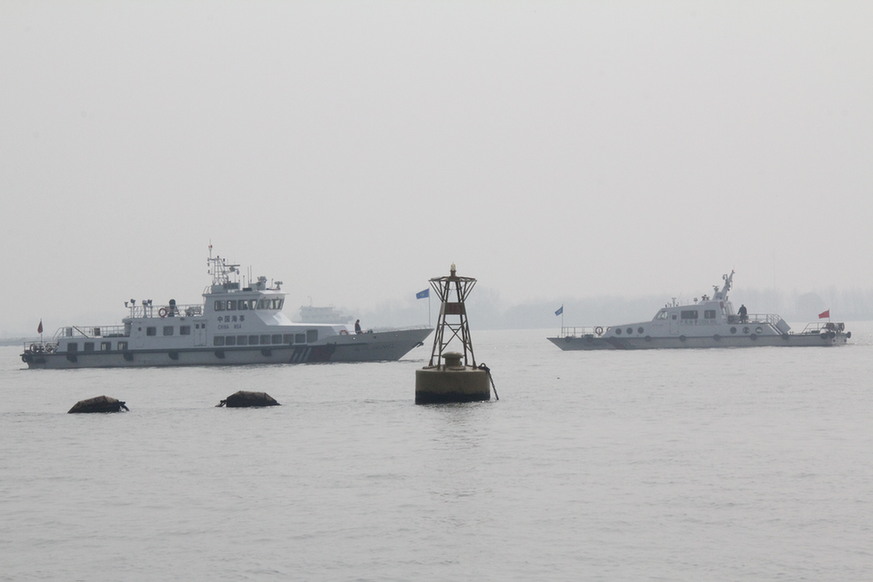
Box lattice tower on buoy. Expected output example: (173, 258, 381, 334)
(427, 263, 477, 367)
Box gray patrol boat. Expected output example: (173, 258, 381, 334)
(548, 271, 850, 350)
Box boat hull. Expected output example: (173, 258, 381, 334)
(21, 328, 431, 369)
(547, 332, 849, 350)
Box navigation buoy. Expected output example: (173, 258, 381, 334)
(415, 264, 497, 404)
(68, 395, 129, 414)
(217, 390, 280, 408)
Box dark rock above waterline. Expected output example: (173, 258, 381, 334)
(68, 395, 129, 414)
(217, 391, 280, 408)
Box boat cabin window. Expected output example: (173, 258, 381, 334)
(101, 342, 111, 351)
(271, 334, 282, 344)
(214, 336, 225, 346)
(283, 334, 292, 344)
(147, 327, 157, 336)
(307, 329, 318, 343)
(214, 300, 225, 312)
(256, 298, 284, 310)
(237, 335, 248, 346)
(681, 310, 698, 320)
(68, 342, 78, 352)
(655, 310, 667, 320)
(225, 336, 236, 346)
(118, 341, 128, 351)
(704, 310, 716, 319)
(163, 326, 174, 336)
(249, 335, 259, 345)
(180, 326, 191, 335)
(84, 342, 95, 352)
(260, 334, 270, 345)
(295, 333, 306, 344)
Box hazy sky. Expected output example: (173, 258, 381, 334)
(2, 1, 872, 335)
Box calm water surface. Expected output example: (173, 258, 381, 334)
(2, 326, 872, 581)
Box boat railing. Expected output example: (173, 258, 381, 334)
(798, 321, 845, 335)
(726, 313, 782, 326)
(127, 303, 203, 318)
(558, 326, 602, 338)
(55, 324, 129, 339)
(22, 339, 59, 353)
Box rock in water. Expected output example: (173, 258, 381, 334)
(68, 395, 129, 414)
(217, 391, 280, 408)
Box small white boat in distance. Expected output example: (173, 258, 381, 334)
(21, 250, 432, 369)
(548, 271, 851, 350)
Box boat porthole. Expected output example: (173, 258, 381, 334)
(743, 327, 750, 334)
(730, 327, 737, 334)
(615, 328, 622, 335)
(626, 327, 633, 335)
(755, 327, 763, 334)
(679, 335, 686, 342)
(750, 334, 757, 341)
(637, 327, 644, 334)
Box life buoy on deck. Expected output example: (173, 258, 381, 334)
(594, 326, 604, 336)
(159, 307, 168, 318)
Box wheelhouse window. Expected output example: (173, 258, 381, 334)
(655, 310, 668, 320)
(680, 310, 699, 320)
(256, 298, 284, 310)
(214, 300, 225, 312)
(704, 310, 716, 319)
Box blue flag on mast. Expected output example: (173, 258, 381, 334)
(555, 305, 563, 316)
(416, 288, 429, 299)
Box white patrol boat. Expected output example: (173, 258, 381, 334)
(548, 271, 851, 350)
(21, 252, 432, 369)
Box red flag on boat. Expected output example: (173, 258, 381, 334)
(37, 319, 43, 334)
(818, 309, 830, 319)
